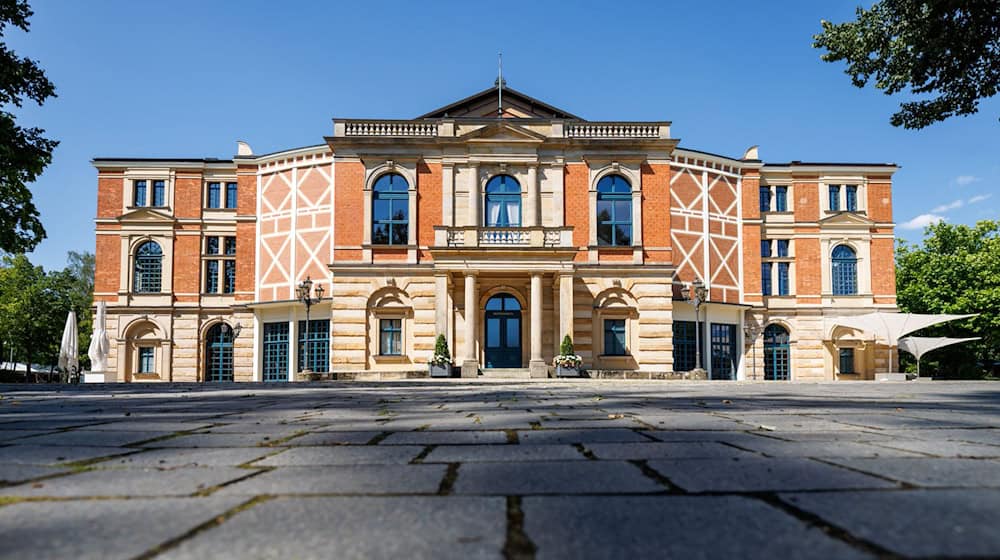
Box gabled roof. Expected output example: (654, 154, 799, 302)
(418, 84, 583, 120)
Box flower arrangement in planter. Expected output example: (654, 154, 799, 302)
(429, 334, 453, 377)
(554, 335, 583, 377)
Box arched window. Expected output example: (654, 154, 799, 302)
(597, 174, 632, 246)
(763, 324, 790, 381)
(831, 245, 858, 295)
(205, 323, 234, 382)
(372, 173, 409, 245)
(133, 241, 162, 293)
(485, 175, 521, 227)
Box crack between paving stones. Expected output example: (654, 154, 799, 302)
(808, 457, 918, 488)
(132, 495, 273, 560)
(502, 496, 537, 560)
(437, 463, 460, 495)
(629, 459, 685, 493)
(410, 445, 437, 464)
(755, 493, 902, 559)
(192, 467, 273, 497)
(366, 431, 392, 445)
(572, 443, 597, 460)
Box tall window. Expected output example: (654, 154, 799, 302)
(759, 186, 771, 212)
(133, 241, 162, 293)
(775, 186, 788, 212)
(710, 323, 737, 380)
(603, 319, 627, 356)
(846, 185, 858, 212)
(672, 321, 696, 372)
(777, 262, 790, 296)
(372, 173, 409, 245)
(839, 348, 855, 373)
(138, 347, 155, 373)
(134, 180, 148, 207)
(263, 322, 289, 382)
(831, 245, 858, 295)
(297, 319, 330, 373)
(380, 319, 402, 356)
(225, 182, 238, 209)
(761, 240, 772, 257)
(761, 263, 773, 296)
(763, 325, 790, 381)
(205, 260, 219, 293)
(762, 240, 790, 296)
(596, 174, 632, 246)
(151, 180, 165, 207)
(205, 323, 234, 382)
(203, 236, 236, 294)
(485, 174, 521, 227)
(776, 240, 789, 257)
(207, 182, 222, 208)
(829, 185, 841, 211)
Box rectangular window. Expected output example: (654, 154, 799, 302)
(829, 185, 841, 211)
(138, 347, 155, 373)
(263, 322, 289, 382)
(206, 236, 219, 255)
(761, 262, 773, 296)
(207, 182, 221, 209)
(225, 182, 238, 209)
(603, 319, 627, 356)
(224, 236, 236, 256)
(846, 185, 858, 212)
(223, 260, 236, 294)
(672, 321, 697, 372)
(776, 239, 789, 257)
(152, 180, 165, 207)
(205, 260, 219, 294)
(777, 262, 790, 296)
(839, 348, 855, 373)
(760, 240, 771, 257)
(379, 319, 402, 356)
(297, 319, 330, 373)
(775, 186, 788, 211)
(759, 186, 771, 212)
(710, 323, 738, 380)
(134, 180, 147, 207)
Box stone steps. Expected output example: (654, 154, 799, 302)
(480, 368, 531, 379)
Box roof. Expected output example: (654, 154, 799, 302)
(418, 83, 583, 120)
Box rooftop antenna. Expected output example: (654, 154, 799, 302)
(496, 52, 503, 118)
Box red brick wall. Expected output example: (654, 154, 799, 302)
(868, 179, 893, 223)
(94, 235, 119, 302)
(871, 233, 896, 298)
(334, 161, 364, 256)
(641, 163, 671, 263)
(173, 234, 201, 302)
(417, 161, 441, 261)
(97, 172, 123, 218)
(793, 176, 819, 222)
(795, 232, 821, 303)
(173, 172, 203, 220)
(235, 165, 256, 301)
(564, 163, 589, 262)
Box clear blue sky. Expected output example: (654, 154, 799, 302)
(7, 0, 999, 272)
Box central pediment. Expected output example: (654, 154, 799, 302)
(819, 211, 875, 227)
(419, 84, 582, 120)
(459, 122, 548, 143)
(117, 207, 176, 223)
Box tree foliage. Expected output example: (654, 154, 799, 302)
(0, 0, 56, 253)
(814, 1, 1000, 129)
(896, 220, 1000, 377)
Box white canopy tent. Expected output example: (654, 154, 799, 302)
(826, 312, 977, 374)
(58, 311, 79, 382)
(898, 336, 981, 376)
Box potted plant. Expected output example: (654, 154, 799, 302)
(554, 335, 583, 377)
(429, 334, 453, 377)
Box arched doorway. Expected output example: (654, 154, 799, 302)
(205, 323, 234, 382)
(484, 294, 521, 368)
(763, 324, 790, 381)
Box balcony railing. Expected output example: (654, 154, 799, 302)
(435, 226, 573, 248)
(565, 122, 669, 139)
(337, 120, 439, 137)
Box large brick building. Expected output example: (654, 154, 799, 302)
(92, 85, 898, 382)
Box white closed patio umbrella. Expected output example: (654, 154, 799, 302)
(58, 311, 79, 382)
(828, 312, 977, 373)
(898, 336, 980, 377)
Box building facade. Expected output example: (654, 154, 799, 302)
(92, 85, 898, 383)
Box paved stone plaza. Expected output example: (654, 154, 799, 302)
(1, 380, 999, 559)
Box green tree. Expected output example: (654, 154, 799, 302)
(0, 0, 57, 253)
(814, 1, 1000, 129)
(896, 220, 1000, 377)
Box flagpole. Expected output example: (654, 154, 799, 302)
(498, 52, 503, 118)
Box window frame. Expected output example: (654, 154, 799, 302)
(379, 318, 403, 356)
(596, 174, 632, 247)
(133, 241, 163, 294)
(829, 185, 841, 211)
(134, 180, 148, 207)
(262, 322, 290, 382)
(484, 174, 522, 228)
(371, 173, 410, 246)
(297, 319, 330, 373)
(137, 346, 155, 374)
(602, 318, 627, 356)
(831, 244, 859, 295)
(225, 182, 238, 209)
(846, 185, 858, 212)
(839, 347, 856, 374)
(672, 320, 697, 372)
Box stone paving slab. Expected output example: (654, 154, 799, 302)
(144, 433, 291, 448)
(286, 430, 383, 445)
(0, 463, 69, 484)
(523, 495, 869, 559)
(781, 489, 1000, 557)
(160, 496, 505, 560)
(0, 444, 134, 465)
(516, 428, 650, 444)
(0, 497, 246, 560)
(647, 457, 899, 492)
(102, 447, 276, 468)
(823, 457, 1000, 487)
(0, 466, 254, 498)
(453, 460, 663, 495)
(728, 438, 924, 458)
(424, 444, 586, 463)
(380, 430, 509, 445)
(896, 428, 1000, 445)
(217, 465, 447, 495)
(81, 421, 216, 432)
(0, 429, 56, 442)
(586, 441, 757, 460)
(13, 429, 174, 447)
(871, 438, 1000, 457)
(255, 445, 425, 466)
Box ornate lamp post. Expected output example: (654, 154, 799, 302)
(296, 276, 325, 378)
(744, 323, 762, 381)
(688, 279, 708, 376)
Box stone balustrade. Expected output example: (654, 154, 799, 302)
(565, 122, 669, 139)
(434, 226, 573, 248)
(338, 120, 439, 137)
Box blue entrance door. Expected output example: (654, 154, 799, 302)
(484, 294, 521, 368)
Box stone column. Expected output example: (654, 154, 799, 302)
(434, 273, 450, 338)
(468, 164, 480, 227)
(558, 273, 574, 350)
(461, 272, 479, 378)
(526, 165, 539, 227)
(529, 273, 547, 378)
